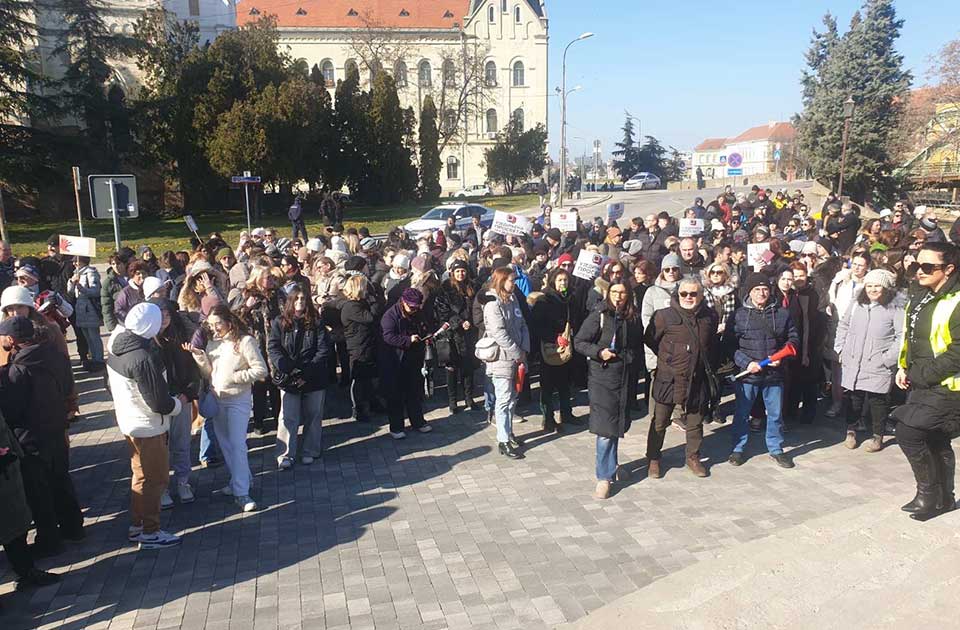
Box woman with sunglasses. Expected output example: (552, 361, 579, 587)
(702, 263, 736, 335)
(575, 279, 644, 499)
(640, 253, 683, 406)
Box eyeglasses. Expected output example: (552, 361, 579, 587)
(663, 267, 680, 273)
(917, 263, 945, 275)
(709, 270, 725, 276)
(678, 291, 699, 298)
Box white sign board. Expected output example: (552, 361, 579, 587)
(678, 219, 704, 238)
(747, 242, 771, 271)
(553, 211, 578, 232)
(59, 235, 97, 258)
(573, 250, 603, 281)
(184, 214, 199, 233)
(606, 202, 624, 222)
(490, 211, 532, 237)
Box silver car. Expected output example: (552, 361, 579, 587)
(403, 203, 495, 233)
(623, 172, 661, 191)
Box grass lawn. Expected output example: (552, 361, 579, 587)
(6, 194, 540, 258)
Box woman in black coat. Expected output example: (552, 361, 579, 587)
(530, 267, 577, 432)
(267, 288, 330, 469)
(573, 280, 644, 500)
(774, 263, 826, 424)
(434, 260, 479, 414)
(340, 275, 381, 422)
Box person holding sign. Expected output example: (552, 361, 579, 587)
(67, 256, 104, 369)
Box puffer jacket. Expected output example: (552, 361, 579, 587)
(640, 276, 678, 370)
(482, 290, 530, 378)
(106, 330, 182, 438)
(101, 268, 126, 331)
(67, 264, 102, 328)
(728, 297, 799, 384)
(835, 298, 904, 394)
(434, 279, 478, 365)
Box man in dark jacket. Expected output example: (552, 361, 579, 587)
(824, 202, 860, 252)
(894, 242, 960, 521)
(644, 279, 718, 478)
(726, 273, 799, 468)
(288, 197, 308, 240)
(0, 315, 83, 556)
(380, 288, 431, 438)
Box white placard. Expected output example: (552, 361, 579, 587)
(678, 218, 704, 238)
(606, 202, 624, 222)
(58, 235, 96, 257)
(553, 211, 578, 232)
(573, 250, 603, 281)
(184, 214, 199, 233)
(490, 211, 532, 237)
(747, 242, 771, 271)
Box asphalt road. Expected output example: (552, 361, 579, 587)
(563, 179, 816, 224)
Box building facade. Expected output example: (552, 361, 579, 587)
(236, 0, 549, 195)
(691, 122, 796, 179)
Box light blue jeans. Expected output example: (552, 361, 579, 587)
(213, 393, 254, 497)
(276, 390, 326, 462)
(167, 403, 193, 486)
(80, 327, 104, 362)
(596, 436, 619, 481)
(732, 381, 785, 455)
(491, 375, 516, 444)
(199, 420, 220, 464)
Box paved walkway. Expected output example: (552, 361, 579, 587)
(0, 340, 926, 629)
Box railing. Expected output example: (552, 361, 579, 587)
(901, 160, 960, 182)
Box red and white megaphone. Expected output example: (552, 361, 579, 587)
(733, 343, 797, 380)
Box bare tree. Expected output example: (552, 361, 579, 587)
(344, 10, 414, 83)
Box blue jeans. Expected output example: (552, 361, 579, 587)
(483, 375, 495, 412)
(732, 381, 784, 455)
(491, 375, 516, 444)
(596, 436, 619, 481)
(199, 418, 221, 464)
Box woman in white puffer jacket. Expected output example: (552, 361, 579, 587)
(187, 304, 268, 513)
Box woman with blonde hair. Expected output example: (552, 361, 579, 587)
(177, 262, 224, 317)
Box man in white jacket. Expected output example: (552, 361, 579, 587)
(106, 303, 184, 550)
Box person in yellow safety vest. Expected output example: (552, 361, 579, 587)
(894, 241, 960, 522)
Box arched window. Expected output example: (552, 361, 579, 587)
(443, 109, 458, 135)
(514, 5, 521, 22)
(418, 60, 432, 87)
(442, 59, 456, 87)
(484, 60, 497, 86)
(321, 60, 334, 87)
(447, 156, 459, 180)
(513, 108, 524, 131)
(344, 59, 359, 80)
(501, 0, 507, 12)
(512, 61, 524, 86)
(394, 60, 408, 87)
(488, 5, 495, 22)
(486, 109, 498, 134)
(369, 60, 383, 83)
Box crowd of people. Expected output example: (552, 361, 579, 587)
(1, 184, 958, 593)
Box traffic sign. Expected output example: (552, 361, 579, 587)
(727, 168, 743, 176)
(773, 149, 782, 161)
(727, 153, 743, 168)
(88, 175, 138, 219)
(231, 175, 261, 184)
(719, 155, 727, 164)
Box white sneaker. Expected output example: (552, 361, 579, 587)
(278, 458, 293, 470)
(417, 425, 433, 434)
(235, 496, 257, 512)
(300, 456, 315, 465)
(177, 482, 195, 504)
(128, 526, 143, 542)
(215, 485, 234, 496)
(138, 529, 181, 550)
(160, 490, 174, 510)
(390, 431, 406, 440)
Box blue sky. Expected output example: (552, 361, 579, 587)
(545, 0, 960, 160)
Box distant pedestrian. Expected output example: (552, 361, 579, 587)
(288, 196, 308, 241)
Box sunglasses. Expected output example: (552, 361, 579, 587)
(917, 263, 945, 275)
(709, 269, 725, 275)
(663, 267, 680, 273)
(678, 291, 700, 298)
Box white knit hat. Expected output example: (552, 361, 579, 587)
(863, 268, 896, 289)
(1, 286, 35, 311)
(142, 276, 165, 300)
(306, 237, 324, 253)
(393, 253, 411, 270)
(124, 302, 163, 339)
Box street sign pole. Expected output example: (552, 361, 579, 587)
(72, 166, 84, 237)
(106, 178, 121, 250)
(243, 183, 252, 233)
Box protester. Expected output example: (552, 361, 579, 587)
(67, 256, 104, 369)
(530, 267, 577, 432)
(380, 288, 432, 438)
(435, 260, 480, 414)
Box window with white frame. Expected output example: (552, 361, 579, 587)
(486, 109, 498, 133)
(447, 156, 459, 179)
(512, 61, 524, 86)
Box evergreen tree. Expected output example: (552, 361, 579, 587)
(309, 63, 324, 86)
(484, 121, 548, 194)
(366, 72, 417, 204)
(663, 146, 686, 183)
(418, 95, 441, 200)
(331, 63, 368, 194)
(796, 0, 911, 200)
(612, 116, 639, 181)
(636, 135, 668, 184)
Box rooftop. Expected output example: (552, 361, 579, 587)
(693, 137, 726, 152)
(236, 0, 471, 29)
(728, 121, 795, 144)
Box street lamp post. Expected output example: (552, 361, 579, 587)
(559, 31, 593, 208)
(838, 96, 855, 198)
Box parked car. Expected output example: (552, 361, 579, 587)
(517, 182, 541, 195)
(453, 184, 493, 198)
(623, 172, 661, 191)
(403, 203, 495, 233)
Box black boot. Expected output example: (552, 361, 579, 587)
(464, 369, 479, 410)
(902, 449, 943, 522)
(446, 369, 459, 415)
(541, 403, 557, 433)
(936, 444, 956, 513)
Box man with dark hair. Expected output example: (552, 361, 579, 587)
(894, 242, 960, 521)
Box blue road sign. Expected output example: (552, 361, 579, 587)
(727, 153, 743, 168)
(773, 149, 782, 161)
(727, 168, 743, 176)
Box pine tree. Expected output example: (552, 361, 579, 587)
(366, 72, 416, 204)
(309, 63, 324, 86)
(612, 116, 639, 181)
(636, 136, 668, 183)
(418, 95, 441, 200)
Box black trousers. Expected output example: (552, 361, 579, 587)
(291, 219, 308, 241)
(845, 389, 890, 436)
(386, 364, 426, 433)
(445, 362, 475, 406)
(3, 533, 33, 577)
(540, 362, 572, 416)
(327, 340, 351, 385)
(19, 439, 84, 547)
(71, 315, 88, 361)
(252, 380, 281, 427)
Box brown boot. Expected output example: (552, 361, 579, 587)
(648, 459, 662, 479)
(686, 455, 708, 478)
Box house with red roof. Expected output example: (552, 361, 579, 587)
(692, 121, 796, 179)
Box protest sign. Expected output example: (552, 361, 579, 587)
(747, 242, 771, 271)
(606, 202, 624, 222)
(678, 218, 704, 238)
(573, 250, 603, 281)
(58, 235, 96, 257)
(553, 211, 578, 232)
(490, 211, 532, 237)
(184, 214, 199, 233)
